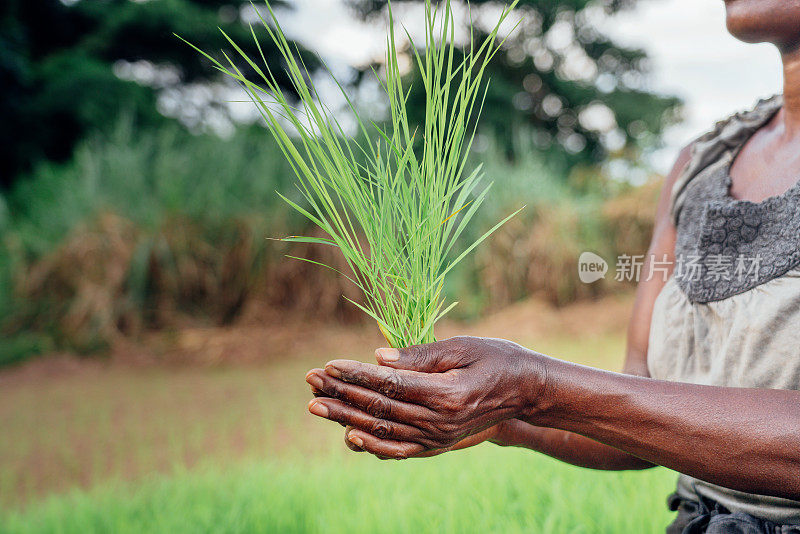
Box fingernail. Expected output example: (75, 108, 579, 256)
(308, 401, 329, 417)
(376, 348, 400, 362)
(348, 431, 364, 448)
(305, 372, 323, 389)
(325, 364, 341, 378)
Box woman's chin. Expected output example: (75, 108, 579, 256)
(724, 5, 765, 42)
(725, 18, 768, 44)
(724, 0, 800, 46)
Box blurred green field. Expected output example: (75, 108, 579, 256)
(1, 447, 676, 534)
(0, 297, 681, 532)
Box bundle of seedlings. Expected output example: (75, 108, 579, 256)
(183, 0, 521, 347)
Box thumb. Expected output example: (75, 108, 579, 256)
(375, 340, 465, 373)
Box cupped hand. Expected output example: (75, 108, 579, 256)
(304, 335, 546, 459)
(340, 423, 505, 460)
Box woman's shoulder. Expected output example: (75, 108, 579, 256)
(669, 94, 784, 226)
(694, 94, 782, 148)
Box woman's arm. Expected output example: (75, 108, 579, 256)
(519, 354, 800, 500)
(487, 142, 694, 470)
(328, 137, 800, 490)
(493, 420, 653, 470)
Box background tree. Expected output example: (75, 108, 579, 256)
(0, 0, 317, 188)
(348, 0, 682, 173)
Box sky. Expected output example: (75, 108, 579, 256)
(280, 0, 784, 172)
(598, 0, 783, 170)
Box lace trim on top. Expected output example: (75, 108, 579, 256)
(670, 95, 800, 303)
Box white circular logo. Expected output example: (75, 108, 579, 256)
(578, 251, 608, 284)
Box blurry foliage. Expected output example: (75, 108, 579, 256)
(348, 0, 682, 169)
(0, 0, 317, 187)
(0, 122, 659, 362)
(449, 135, 659, 313)
(5, 119, 297, 255)
(602, 177, 661, 255)
(0, 122, 366, 359)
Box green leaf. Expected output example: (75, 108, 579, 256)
(183, 0, 522, 347)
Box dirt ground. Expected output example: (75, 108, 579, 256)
(0, 291, 635, 508)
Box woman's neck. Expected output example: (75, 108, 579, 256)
(781, 47, 800, 136)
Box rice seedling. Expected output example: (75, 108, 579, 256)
(180, 0, 522, 347)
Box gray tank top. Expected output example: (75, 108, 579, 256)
(648, 95, 800, 524)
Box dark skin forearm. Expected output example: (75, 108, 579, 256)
(497, 419, 653, 471)
(504, 143, 692, 473)
(523, 353, 800, 499)
(492, 339, 658, 471)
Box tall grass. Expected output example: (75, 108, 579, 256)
(0, 447, 678, 534)
(184, 0, 523, 347)
(0, 122, 305, 360)
(5, 119, 298, 258)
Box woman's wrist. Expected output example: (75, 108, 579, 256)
(514, 352, 634, 434)
(510, 347, 560, 423)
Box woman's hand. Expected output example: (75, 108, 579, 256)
(342, 423, 507, 459)
(304, 336, 547, 459)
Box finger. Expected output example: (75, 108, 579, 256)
(306, 369, 431, 421)
(323, 360, 441, 404)
(308, 368, 336, 401)
(307, 368, 326, 397)
(309, 371, 325, 397)
(307, 398, 422, 442)
(346, 429, 426, 460)
(306, 370, 345, 426)
(308, 390, 346, 427)
(374, 338, 469, 372)
(344, 426, 364, 452)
